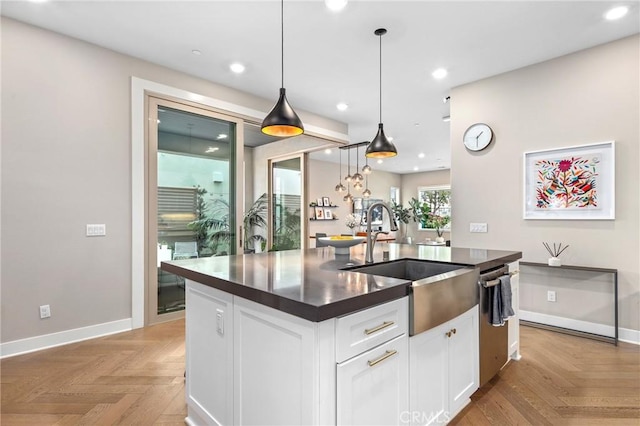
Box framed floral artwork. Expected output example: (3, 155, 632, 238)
(523, 141, 615, 220)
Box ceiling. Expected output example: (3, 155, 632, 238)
(2, 1, 638, 174)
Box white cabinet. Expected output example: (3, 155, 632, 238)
(507, 261, 521, 360)
(337, 334, 408, 425)
(185, 281, 234, 426)
(409, 305, 479, 425)
(184, 279, 408, 426)
(336, 298, 409, 425)
(233, 296, 320, 426)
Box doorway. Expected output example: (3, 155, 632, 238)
(269, 154, 306, 251)
(146, 96, 244, 324)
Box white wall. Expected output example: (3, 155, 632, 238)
(0, 18, 346, 347)
(450, 35, 639, 333)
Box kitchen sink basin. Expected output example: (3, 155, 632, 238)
(346, 259, 465, 281)
(347, 259, 479, 335)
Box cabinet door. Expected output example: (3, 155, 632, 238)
(185, 281, 234, 425)
(448, 306, 479, 417)
(234, 297, 317, 426)
(409, 322, 449, 426)
(507, 261, 521, 360)
(337, 334, 409, 426)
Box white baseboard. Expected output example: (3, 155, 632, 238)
(520, 310, 639, 345)
(0, 318, 133, 359)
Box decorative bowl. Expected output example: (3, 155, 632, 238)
(318, 236, 365, 254)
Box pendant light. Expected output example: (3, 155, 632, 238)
(335, 148, 347, 193)
(261, 0, 304, 137)
(344, 148, 352, 183)
(362, 154, 372, 175)
(366, 28, 397, 158)
(362, 175, 371, 198)
(352, 144, 364, 185)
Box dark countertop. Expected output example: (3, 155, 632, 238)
(161, 243, 521, 322)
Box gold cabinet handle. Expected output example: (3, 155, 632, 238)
(452, 328, 457, 335)
(367, 350, 398, 367)
(445, 331, 452, 338)
(364, 321, 394, 335)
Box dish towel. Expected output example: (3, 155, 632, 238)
(489, 274, 515, 326)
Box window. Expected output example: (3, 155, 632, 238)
(417, 186, 451, 232)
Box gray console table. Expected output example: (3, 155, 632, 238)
(520, 261, 618, 345)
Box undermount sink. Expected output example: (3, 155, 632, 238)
(346, 259, 479, 335)
(346, 259, 465, 281)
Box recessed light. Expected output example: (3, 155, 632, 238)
(206, 147, 220, 153)
(216, 134, 228, 140)
(413, 166, 419, 171)
(229, 63, 245, 74)
(377, 159, 383, 164)
(605, 6, 628, 20)
(191, 49, 202, 56)
(324, 148, 332, 154)
(414, 123, 420, 127)
(418, 153, 425, 158)
(432, 68, 448, 79)
(442, 116, 451, 122)
(325, 0, 348, 12)
(336, 102, 348, 111)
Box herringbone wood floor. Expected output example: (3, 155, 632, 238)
(1, 319, 187, 425)
(1, 321, 638, 425)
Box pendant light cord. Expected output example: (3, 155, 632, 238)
(281, 0, 284, 88)
(379, 31, 382, 124)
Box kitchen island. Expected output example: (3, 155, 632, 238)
(162, 244, 521, 425)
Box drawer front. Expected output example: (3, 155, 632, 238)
(336, 297, 408, 363)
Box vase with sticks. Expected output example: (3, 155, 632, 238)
(543, 242, 569, 266)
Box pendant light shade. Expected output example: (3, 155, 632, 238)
(261, 0, 304, 137)
(366, 28, 397, 158)
(262, 88, 304, 136)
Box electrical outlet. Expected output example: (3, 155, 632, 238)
(39, 304, 51, 319)
(86, 224, 106, 236)
(547, 291, 557, 302)
(469, 222, 488, 233)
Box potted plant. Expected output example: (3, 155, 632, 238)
(391, 201, 412, 243)
(408, 197, 431, 228)
(188, 193, 268, 255)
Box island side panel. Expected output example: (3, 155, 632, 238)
(233, 296, 330, 425)
(185, 280, 234, 425)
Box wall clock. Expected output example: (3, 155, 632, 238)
(463, 123, 494, 152)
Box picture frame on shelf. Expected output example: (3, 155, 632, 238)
(317, 198, 324, 207)
(323, 196, 331, 207)
(324, 209, 333, 220)
(314, 207, 324, 220)
(523, 141, 615, 220)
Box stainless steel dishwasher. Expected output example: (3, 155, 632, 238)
(478, 265, 510, 387)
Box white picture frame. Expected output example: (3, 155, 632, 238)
(523, 141, 615, 220)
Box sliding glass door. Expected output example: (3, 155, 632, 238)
(147, 96, 244, 324)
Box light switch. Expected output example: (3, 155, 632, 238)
(86, 224, 106, 236)
(469, 223, 488, 233)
